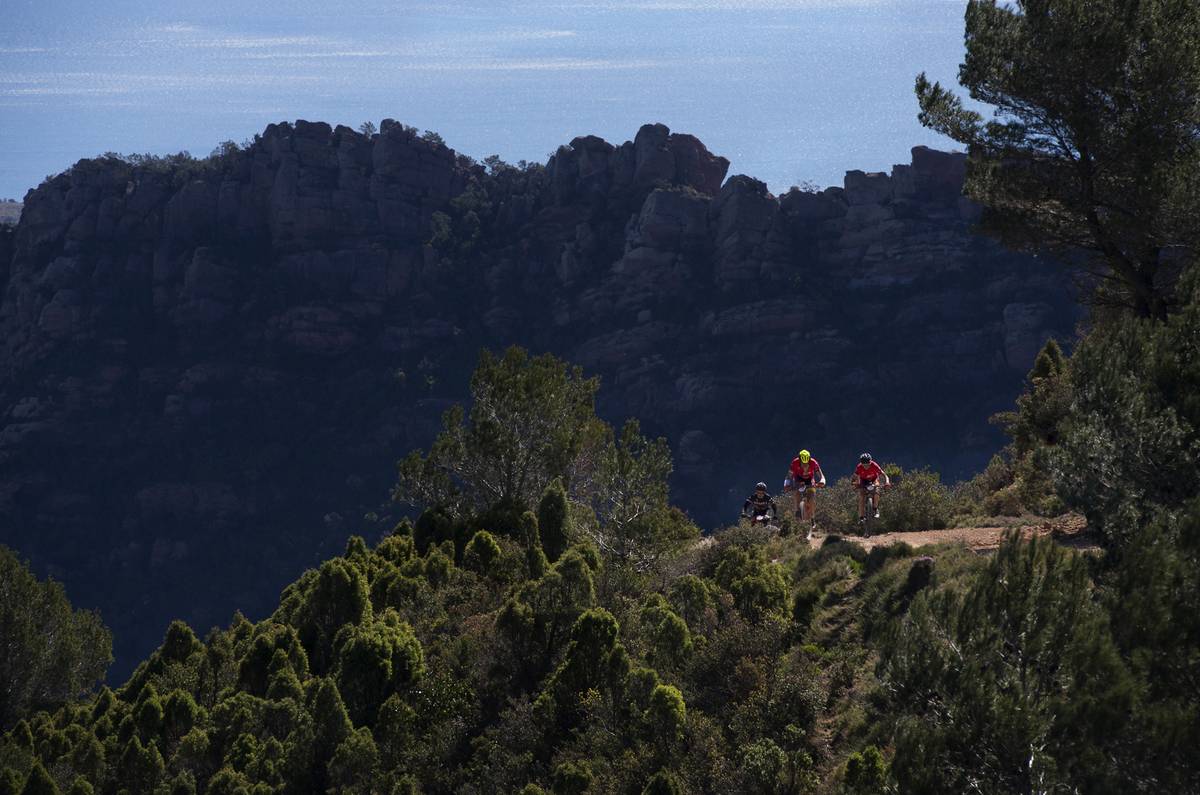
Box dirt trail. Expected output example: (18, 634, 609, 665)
(807, 515, 1100, 553)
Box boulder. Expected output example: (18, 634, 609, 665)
(633, 123, 676, 189)
(666, 133, 729, 196)
(629, 188, 711, 252)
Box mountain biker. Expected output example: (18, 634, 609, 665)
(852, 452, 891, 524)
(787, 450, 826, 533)
(742, 482, 778, 525)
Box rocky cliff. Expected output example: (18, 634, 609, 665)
(0, 201, 20, 227)
(0, 120, 1077, 673)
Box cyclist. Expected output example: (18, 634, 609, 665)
(742, 481, 778, 525)
(852, 452, 891, 524)
(787, 450, 826, 534)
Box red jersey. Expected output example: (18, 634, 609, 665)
(855, 461, 884, 483)
(790, 458, 822, 482)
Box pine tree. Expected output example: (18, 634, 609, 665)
(881, 535, 1136, 792)
(537, 479, 571, 563)
(288, 559, 371, 674)
(18, 762, 59, 795)
(916, 0, 1200, 317)
(326, 727, 380, 795)
(335, 613, 425, 726)
(463, 531, 502, 574)
(0, 546, 112, 729)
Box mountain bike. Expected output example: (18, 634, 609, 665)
(793, 482, 823, 540)
(742, 512, 780, 534)
(859, 481, 882, 537)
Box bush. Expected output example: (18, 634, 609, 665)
(952, 453, 1017, 516)
(1046, 283, 1200, 547)
(843, 745, 887, 794)
(551, 760, 593, 795)
(981, 483, 1024, 517)
(878, 468, 952, 533)
(713, 547, 790, 623)
(863, 542, 914, 576)
(463, 531, 502, 575)
(880, 535, 1136, 792)
(537, 480, 571, 563)
(821, 467, 951, 534)
(736, 738, 787, 794)
(645, 684, 686, 748)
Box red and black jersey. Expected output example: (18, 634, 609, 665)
(790, 458, 822, 484)
(855, 461, 885, 483)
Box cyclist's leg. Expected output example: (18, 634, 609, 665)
(873, 483, 883, 517)
(857, 487, 866, 520)
(805, 489, 817, 525)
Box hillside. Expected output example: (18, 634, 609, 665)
(0, 501, 1100, 794)
(0, 121, 1079, 674)
(0, 202, 19, 227)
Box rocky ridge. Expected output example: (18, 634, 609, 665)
(0, 120, 1077, 673)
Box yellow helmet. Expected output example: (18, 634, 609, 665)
(798, 449, 810, 463)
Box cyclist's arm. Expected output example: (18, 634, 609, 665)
(814, 463, 826, 486)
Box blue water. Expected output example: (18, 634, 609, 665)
(0, 0, 973, 200)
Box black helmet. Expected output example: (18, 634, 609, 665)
(755, 481, 767, 491)
(859, 453, 872, 464)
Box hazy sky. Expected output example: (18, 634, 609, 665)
(0, 0, 975, 200)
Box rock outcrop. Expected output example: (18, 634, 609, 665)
(0, 123, 1078, 674)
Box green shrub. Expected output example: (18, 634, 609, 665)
(952, 453, 1015, 514)
(645, 685, 686, 747)
(863, 542, 913, 576)
(878, 468, 952, 533)
(463, 531, 502, 575)
(843, 745, 887, 794)
(641, 603, 692, 669)
(736, 738, 786, 794)
(981, 483, 1024, 517)
(537, 480, 571, 563)
(335, 613, 424, 726)
(881, 535, 1136, 792)
(1047, 287, 1200, 546)
(551, 760, 593, 795)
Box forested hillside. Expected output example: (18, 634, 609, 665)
(0, 113, 1077, 673)
(2, 0, 1199, 791)
(1, 323, 1198, 793)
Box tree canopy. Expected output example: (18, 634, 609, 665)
(0, 547, 112, 730)
(394, 346, 604, 515)
(916, 0, 1200, 317)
